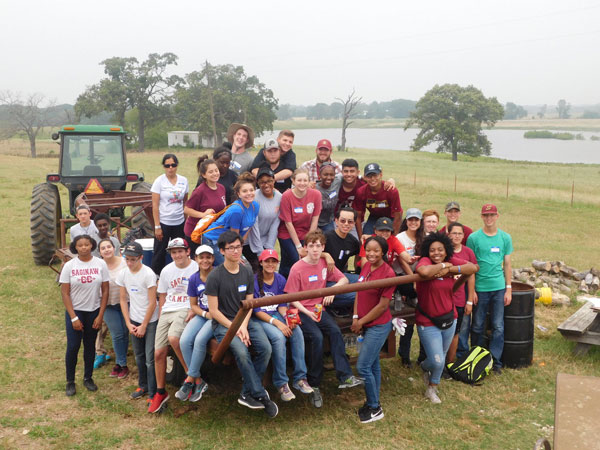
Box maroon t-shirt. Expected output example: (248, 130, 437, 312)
(354, 184, 402, 219)
(284, 259, 344, 309)
(336, 178, 366, 212)
(440, 224, 473, 246)
(450, 246, 477, 307)
(183, 183, 227, 236)
(356, 262, 395, 327)
(415, 255, 466, 327)
(278, 189, 322, 240)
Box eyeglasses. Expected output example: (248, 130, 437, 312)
(164, 163, 178, 168)
(338, 219, 355, 224)
(449, 232, 464, 236)
(258, 178, 274, 185)
(224, 245, 243, 252)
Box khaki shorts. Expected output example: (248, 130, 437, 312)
(155, 309, 189, 349)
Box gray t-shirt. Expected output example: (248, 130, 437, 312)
(205, 263, 254, 322)
(316, 176, 342, 228)
(248, 189, 282, 254)
(230, 151, 254, 175)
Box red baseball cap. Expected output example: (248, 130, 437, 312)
(316, 139, 332, 151)
(481, 203, 498, 214)
(259, 249, 280, 262)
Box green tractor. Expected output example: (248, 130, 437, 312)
(30, 125, 153, 265)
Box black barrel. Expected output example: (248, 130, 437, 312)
(501, 282, 535, 368)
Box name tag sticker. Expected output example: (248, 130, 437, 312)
(358, 276, 364, 282)
(294, 207, 303, 213)
(329, 191, 337, 199)
(491, 246, 500, 253)
(238, 284, 247, 293)
(231, 161, 241, 169)
(377, 202, 386, 208)
(130, 286, 139, 292)
(276, 179, 285, 183)
(308, 275, 318, 282)
(338, 250, 345, 260)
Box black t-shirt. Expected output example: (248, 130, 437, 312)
(324, 229, 360, 273)
(206, 263, 254, 323)
(251, 148, 297, 172)
(196, 170, 238, 204)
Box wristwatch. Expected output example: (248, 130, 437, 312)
(352, 315, 359, 319)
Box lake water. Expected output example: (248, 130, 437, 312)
(261, 128, 600, 164)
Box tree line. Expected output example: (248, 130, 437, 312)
(276, 99, 417, 121)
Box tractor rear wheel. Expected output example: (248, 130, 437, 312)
(131, 181, 154, 237)
(30, 183, 62, 265)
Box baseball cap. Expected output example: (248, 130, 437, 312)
(405, 208, 423, 220)
(259, 249, 280, 262)
(481, 203, 498, 214)
(374, 217, 394, 231)
(122, 242, 143, 257)
(256, 166, 275, 180)
(195, 244, 214, 256)
(364, 163, 382, 176)
(264, 138, 279, 151)
(316, 139, 332, 151)
(445, 201, 461, 212)
(166, 237, 189, 250)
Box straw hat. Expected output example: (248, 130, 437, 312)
(226, 123, 255, 149)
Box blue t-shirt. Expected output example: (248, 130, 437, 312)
(187, 271, 208, 311)
(203, 200, 260, 242)
(253, 272, 287, 315)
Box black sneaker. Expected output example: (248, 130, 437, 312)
(401, 358, 413, 369)
(238, 393, 264, 409)
(258, 396, 279, 418)
(309, 387, 323, 408)
(359, 405, 384, 424)
(493, 366, 502, 375)
(83, 378, 98, 392)
(66, 382, 76, 397)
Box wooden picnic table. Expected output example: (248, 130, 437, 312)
(557, 302, 600, 355)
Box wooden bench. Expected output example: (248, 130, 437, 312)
(557, 302, 600, 355)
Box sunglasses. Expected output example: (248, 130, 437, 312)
(338, 219, 355, 224)
(164, 163, 178, 168)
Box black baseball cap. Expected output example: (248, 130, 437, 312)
(374, 216, 394, 231)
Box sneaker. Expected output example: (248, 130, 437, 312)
(338, 375, 363, 389)
(109, 364, 121, 378)
(278, 383, 296, 402)
(493, 366, 503, 375)
(359, 404, 385, 424)
(421, 364, 431, 387)
(94, 354, 107, 370)
(238, 393, 265, 409)
(83, 378, 98, 392)
(258, 396, 279, 418)
(148, 392, 169, 413)
(442, 368, 452, 380)
(425, 385, 441, 404)
(357, 402, 369, 416)
(401, 358, 413, 369)
(66, 381, 76, 397)
(175, 382, 194, 401)
(309, 387, 323, 408)
(117, 366, 129, 380)
(292, 379, 314, 394)
(189, 380, 208, 402)
(130, 387, 147, 399)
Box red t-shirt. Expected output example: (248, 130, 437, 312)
(336, 178, 366, 212)
(356, 262, 395, 327)
(358, 235, 406, 268)
(415, 255, 465, 327)
(183, 183, 227, 236)
(354, 184, 402, 219)
(284, 258, 344, 308)
(440, 224, 473, 246)
(451, 246, 478, 307)
(278, 189, 322, 240)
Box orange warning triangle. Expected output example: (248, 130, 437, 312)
(84, 178, 104, 194)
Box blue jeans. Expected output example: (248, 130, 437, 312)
(319, 222, 335, 234)
(65, 309, 99, 382)
(357, 322, 392, 408)
(457, 312, 471, 359)
(417, 320, 456, 385)
(362, 215, 380, 235)
(213, 319, 271, 399)
(329, 272, 359, 312)
(180, 315, 214, 379)
(202, 236, 224, 266)
(299, 309, 353, 387)
(258, 312, 308, 388)
(131, 319, 157, 396)
(103, 304, 129, 367)
(278, 237, 300, 278)
(471, 289, 505, 367)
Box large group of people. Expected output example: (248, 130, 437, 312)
(59, 123, 513, 423)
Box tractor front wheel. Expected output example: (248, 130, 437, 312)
(131, 181, 154, 237)
(30, 183, 62, 265)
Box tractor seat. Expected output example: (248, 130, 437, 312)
(82, 165, 103, 177)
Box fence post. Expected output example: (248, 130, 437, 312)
(413, 171, 416, 187)
(571, 180, 575, 207)
(506, 177, 509, 199)
(454, 174, 457, 193)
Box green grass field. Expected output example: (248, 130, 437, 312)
(1, 138, 599, 449)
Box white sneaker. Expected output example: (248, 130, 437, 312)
(278, 383, 296, 402)
(425, 386, 441, 404)
(422, 369, 430, 387)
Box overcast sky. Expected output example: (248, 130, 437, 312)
(1, 0, 599, 107)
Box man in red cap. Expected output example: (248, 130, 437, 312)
(466, 204, 513, 375)
(299, 139, 342, 184)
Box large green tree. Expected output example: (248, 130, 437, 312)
(405, 84, 504, 161)
(504, 102, 528, 120)
(75, 53, 181, 151)
(174, 63, 277, 145)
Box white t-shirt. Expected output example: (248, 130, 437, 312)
(59, 256, 109, 311)
(151, 174, 189, 226)
(157, 260, 199, 313)
(116, 264, 158, 323)
(70, 221, 100, 244)
(106, 258, 127, 306)
(393, 231, 417, 274)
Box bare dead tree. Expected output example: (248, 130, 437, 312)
(335, 89, 362, 152)
(0, 91, 56, 158)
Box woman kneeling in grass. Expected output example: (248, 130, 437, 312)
(352, 236, 395, 423)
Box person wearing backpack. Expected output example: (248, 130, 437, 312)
(415, 232, 478, 404)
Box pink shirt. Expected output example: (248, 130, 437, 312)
(284, 258, 344, 308)
(356, 262, 395, 327)
(278, 189, 322, 240)
(183, 183, 227, 236)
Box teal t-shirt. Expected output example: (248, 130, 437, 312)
(466, 228, 513, 292)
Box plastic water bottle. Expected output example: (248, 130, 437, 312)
(356, 335, 364, 353)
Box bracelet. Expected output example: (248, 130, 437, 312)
(295, 243, 302, 249)
(154, 225, 161, 229)
(71, 316, 79, 322)
(441, 263, 446, 269)
(201, 311, 206, 318)
(457, 265, 461, 274)
(352, 315, 359, 319)
(466, 301, 473, 305)
(269, 317, 275, 325)
(506, 284, 512, 289)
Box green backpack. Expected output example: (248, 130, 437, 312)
(446, 346, 493, 385)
